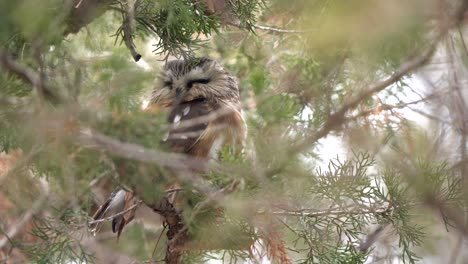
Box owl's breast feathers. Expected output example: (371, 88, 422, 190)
(166, 98, 246, 160)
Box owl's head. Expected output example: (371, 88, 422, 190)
(150, 57, 239, 106)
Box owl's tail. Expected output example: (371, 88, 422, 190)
(89, 189, 138, 240)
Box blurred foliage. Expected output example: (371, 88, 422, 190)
(1, 0, 467, 263)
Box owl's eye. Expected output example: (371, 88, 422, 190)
(187, 78, 210, 88)
(163, 80, 173, 88)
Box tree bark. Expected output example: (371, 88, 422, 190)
(64, 0, 114, 35)
(152, 198, 189, 264)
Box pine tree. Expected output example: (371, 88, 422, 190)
(1, 0, 468, 263)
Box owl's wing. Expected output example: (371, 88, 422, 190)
(166, 99, 212, 155)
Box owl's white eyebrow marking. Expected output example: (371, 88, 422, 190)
(190, 67, 203, 75)
(183, 106, 190, 116)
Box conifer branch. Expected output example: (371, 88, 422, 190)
(289, 0, 468, 154)
(293, 38, 441, 153)
(0, 49, 59, 103)
(0, 188, 49, 250)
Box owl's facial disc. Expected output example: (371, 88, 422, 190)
(150, 58, 239, 106)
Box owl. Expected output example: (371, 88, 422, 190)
(90, 57, 246, 238)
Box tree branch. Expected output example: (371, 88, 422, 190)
(88, 200, 142, 227)
(348, 92, 444, 121)
(0, 190, 49, 250)
(0, 49, 59, 103)
(289, 0, 468, 154)
(64, 0, 115, 35)
(78, 129, 216, 194)
(270, 206, 391, 218)
(291, 33, 445, 154)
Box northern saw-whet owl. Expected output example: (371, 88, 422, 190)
(90, 57, 246, 238)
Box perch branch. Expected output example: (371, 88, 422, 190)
(88, 200, 142, 226)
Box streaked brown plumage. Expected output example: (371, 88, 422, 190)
(90, 57, 246, 239)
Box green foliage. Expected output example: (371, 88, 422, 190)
(134, 0, 220, 57)
(230, 0, 263, 29)
(26, 212, 93, 264)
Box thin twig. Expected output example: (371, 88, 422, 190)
(290, 30, 447, 155)
(122, 0, 141, 61)
(151, 225, 166, 260)
(269, 206, 391, 218)
(252, 24, 306, 34)
(0, 193, 49, 250)
(227, 21, 305, 34)
(348, 92, 444, 121)
(78, 128, 216, 194)
(88, 200, 142, 226)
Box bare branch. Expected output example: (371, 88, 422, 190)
(0, 49, 59, 102)
(349, 92, 444, 121)
(269, 206, 391, 218)
(0, 191, 49, 250)
(88, 200, 142, 227)
(78, 129, 216, 194)
(122, 0, 142, 61)
(227, 21, 305, 34)
(252, 24, 305, 34)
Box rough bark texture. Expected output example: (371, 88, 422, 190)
(152, 198, 189, 264)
